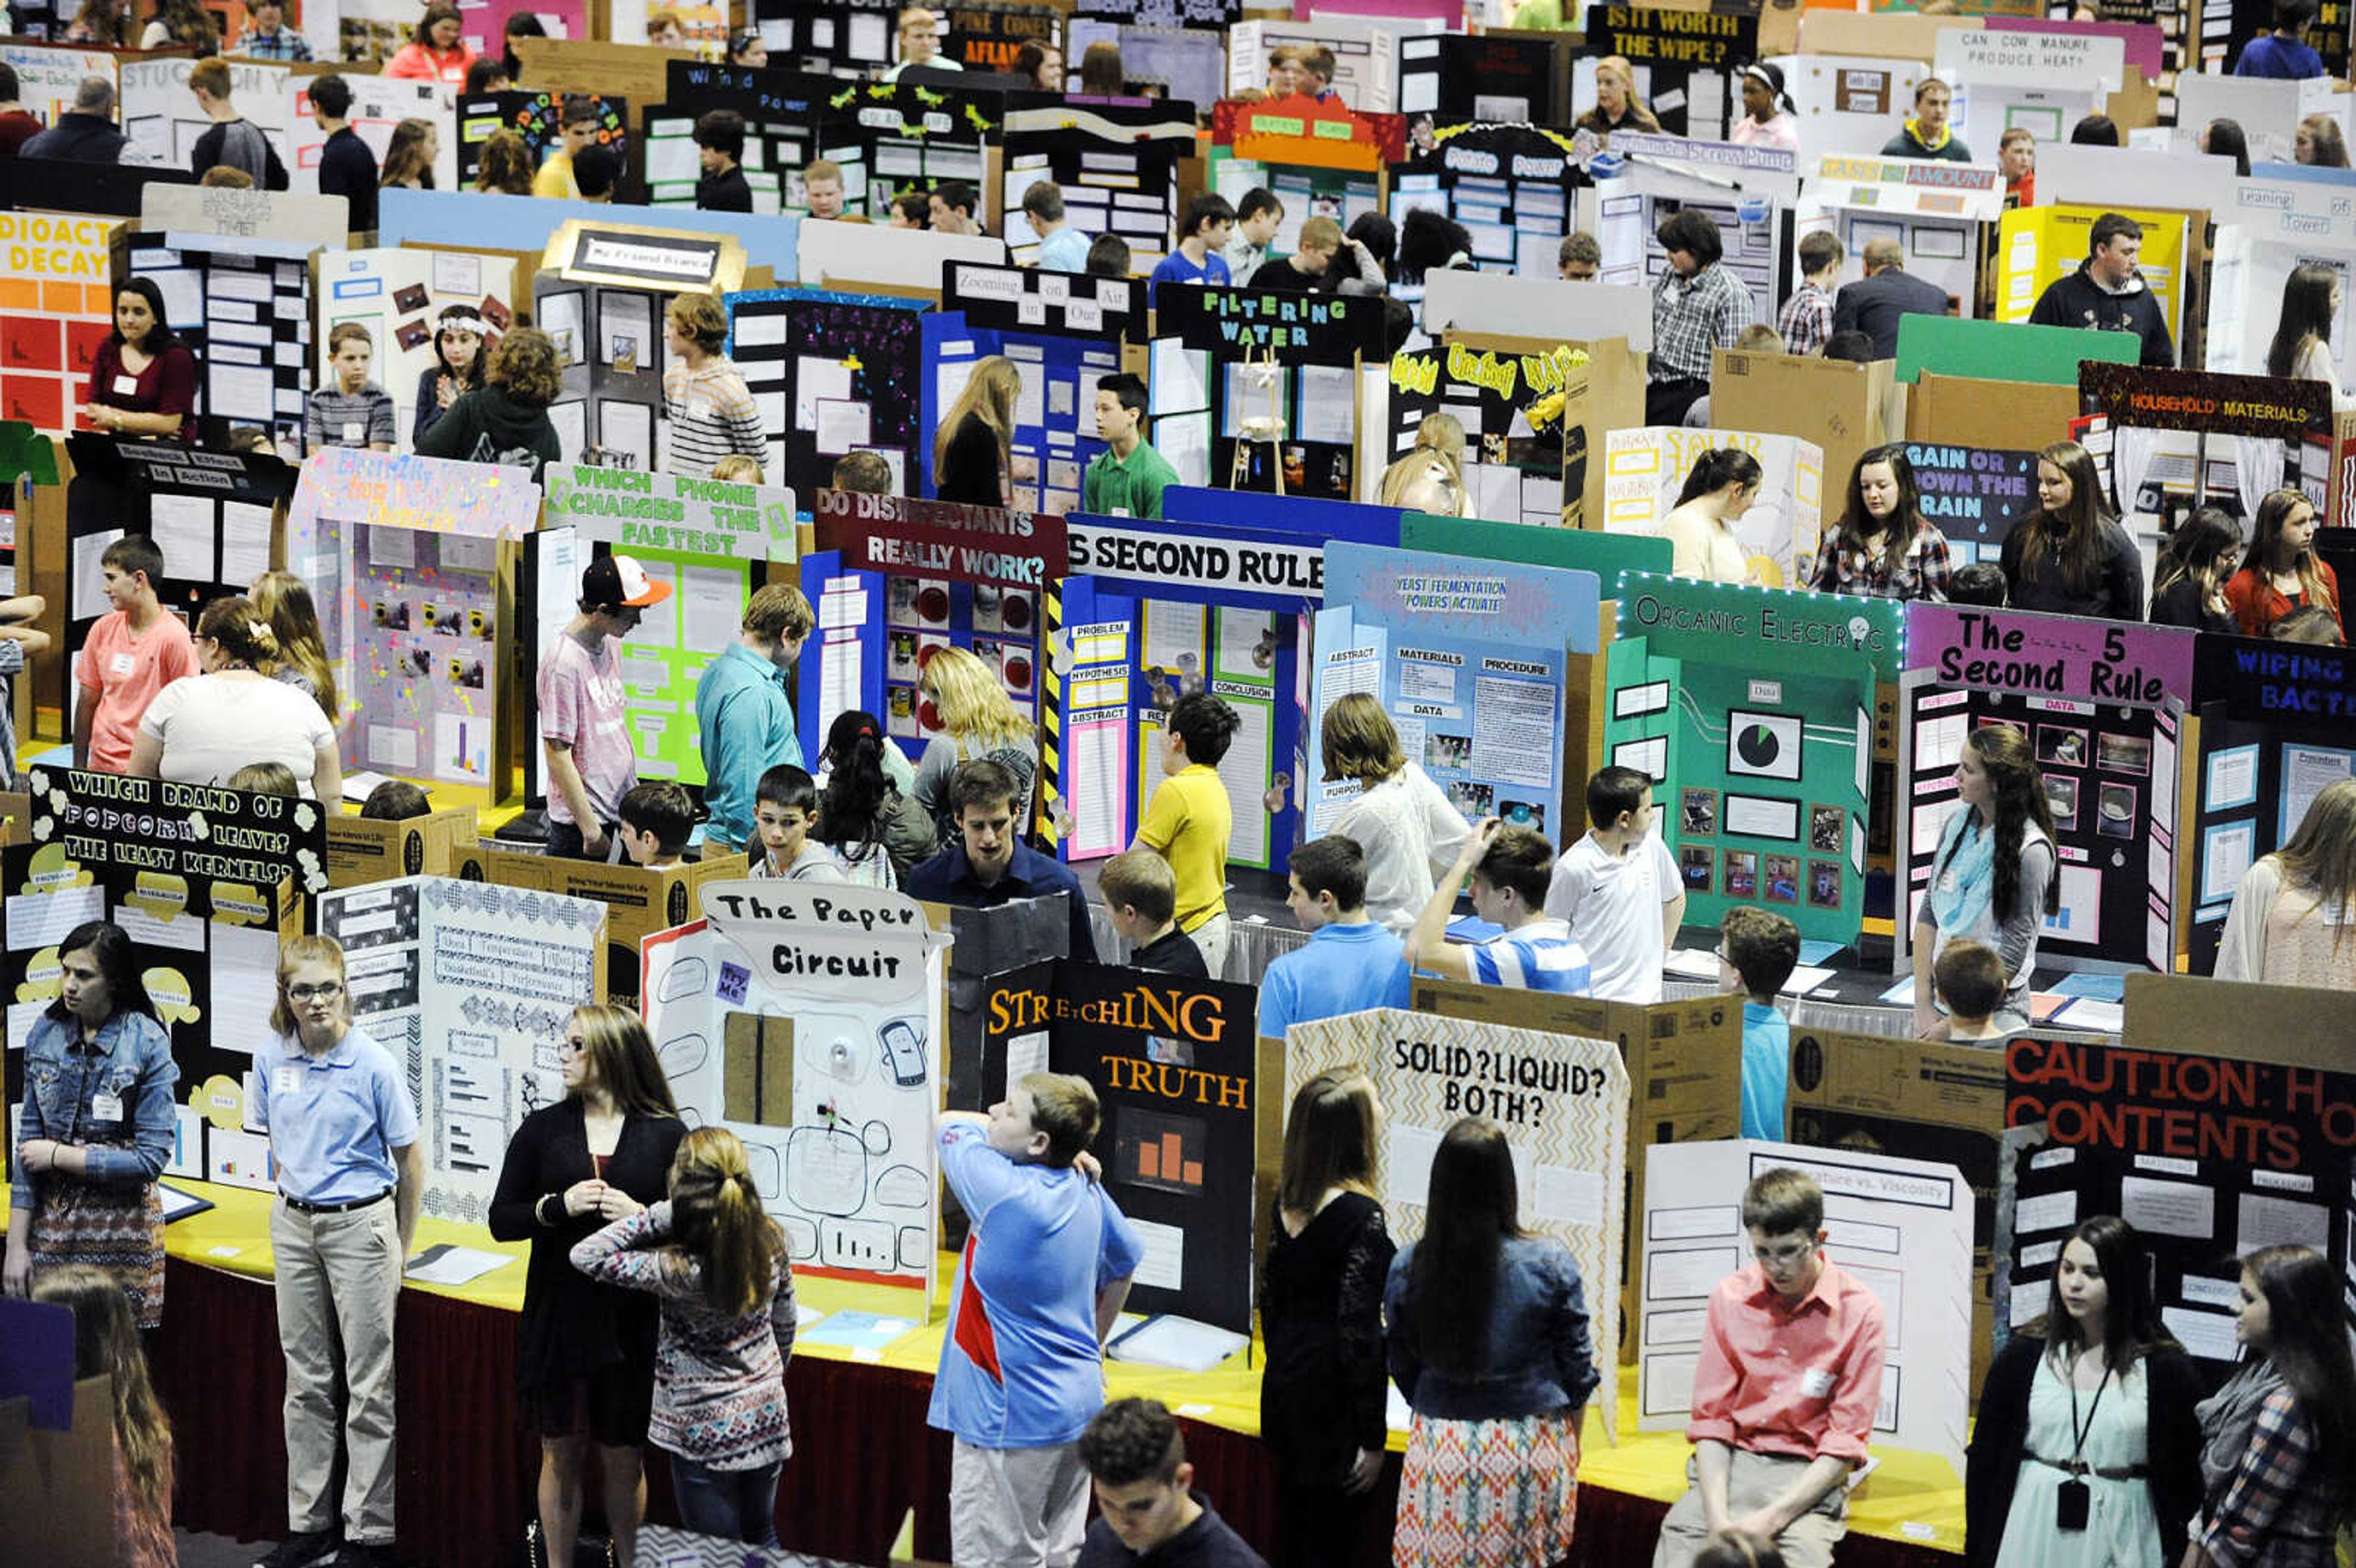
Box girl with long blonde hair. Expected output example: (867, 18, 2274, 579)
(1575, 55, 1660, 139)
(34, 1266, 175, 1568)
(251, 569, 340, 720)
(571, 1126, 794, 1546)
(934, 355, 1026, 507)
(1320, 691, 1469, 932)
(909, 644, 1038, 838)
(2217, 777, 2356, 986)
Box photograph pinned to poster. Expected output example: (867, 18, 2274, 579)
(1808, 805, 1844, 855)
(1724, 850, 1757, 898)
(1763, 855, 1799, 905)
(2036, 725, 2088, 769)
(2096, 782, 2138, 838)
(1726, 709, 1803, 782)
(1680, 788, 1718, 837)
(1679, 847, 1714, 893)
(1808, 859, 1843, 910)
(2098, 732, 2152, 776)
(2045, 775, 2080, 832)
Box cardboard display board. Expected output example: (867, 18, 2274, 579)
(1388, 120, 1584, 284)
(944, 4, 1064, 74)
(287, 75, 459, 201)
(1707, 354, 1903, 538)
(1000, 99, 1191, 272)
(4, 768, 327, 1193)
(1309, 541, 1600, 843)
(976, 959, 1260, 1333)
(508, 37, 677, 134)
(286, 450, 541, 796)
(807, 490, 1059, 753)
(488, 849, 747, 1012)
(325, 806, 487, 890)
(1802, 155, 2005, 317)
(748, 0, 904, 77)
(1072, 0, 1238, 28)
(726, 288, 928, 498)
(318, 876, 605, 1225)
(0, 213, 129, 436)
(640, 880, 951, 1302)
(140, 186, 350, 249)
(1638, 1138, 1974, 1478)
(1290, 1005, 1630, 1437)
(1601, 426, 1825, 590)
(315, 248, 518, 453)
(1776, 53, 1927, 169)
(1604, 575, 1902, 943)
(1584, 137, 1798, 342)
(1231, 16, 1439, 115)
(131, 233, 316, 452)
(60, 437, 294, 715)
(455, 91, 632, 199)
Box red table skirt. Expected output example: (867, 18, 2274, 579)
(153, 1257, 1949, 1567)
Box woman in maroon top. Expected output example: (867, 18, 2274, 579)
(83, 279, 196, 442)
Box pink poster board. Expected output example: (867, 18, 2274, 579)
(1983, 17, 2166, 79)
(1291, 0, 1463, 23)
(457, 0, 591, 60)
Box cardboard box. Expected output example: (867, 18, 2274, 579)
(325, 805, 483, 890)
(723, 1012, 795, 1126)
(1798, 7, 1983, 61)
(1710, 350, 1904, 512)
(0, 1376, 114, 1568)
(487, 848, 748, 1011)
(1906, 371, 2082, 450)
(1410, 979, 1742, 1362)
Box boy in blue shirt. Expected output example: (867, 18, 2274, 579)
(1718, 906, 1798, 1139)
(2235, 0, 2326, 77)
(1147, 193, 1234, 306)
(1258, 834, 1407, 1040)
(1404, 818, 1593, 994)
(932, 1074, 1144, 1568)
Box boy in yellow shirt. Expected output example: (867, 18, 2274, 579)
(1133, 692, 1241, 975)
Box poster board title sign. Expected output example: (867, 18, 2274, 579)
(2201, 640, 2356, 718)
(1910, 607, 2190, 704)
(701, 881, 937, 997)
(545, 465, 796, 560)
(1625, 588, 1890, 655)
(1066, 521, 1323, 595)
(1592, 6, 1754, 66)
(1157, 285, 1380, 359)
(813, 488, 1064, 588)
(989, 972, 1248, 1107)
(2008, 1037, 2355, 1172)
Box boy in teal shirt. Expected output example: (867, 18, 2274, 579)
(1719, 905, 1798, 1139)
(1082, 373, 1179, 519)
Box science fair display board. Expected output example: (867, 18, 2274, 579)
(488, 848, 748, 1013)
(1584, 6, 1756, 140)
(2001, 1029, 2352, 1370)
(641, 881, 951, 1301)
(817, 75, 1002, 223)
(1151, 283, 1388, 501)
(927, 261, 1144, 508)
(1601, 426, 1825, 589)
(534, 220, 751, 473)
(286, 450, 542, 795)
(288, 76, 460, 199)
(1586, 134, 1798, 326)
(1996, 202, 2195, 351)
(525, 467, 800, 790)
(747, 0, 902, 77)
(316, 248, 519, 454)
(1231, 17, 1439, 115)
(1001, 99, 1191, 274)
(977, 959, 1260, 1335)
(1638, 1138, 1974, 1478)
(319, 876, 606, 1225)
(0, 212, 129, 436)
(0, 40, 116, 125)
(2077, 363, 2338, 534)
(1061, 21, 1225, 108)
(1047, 491, 1402, 864)
(2181, 632, 2356, 975)
(641, 65, 830, 214)
(1380, 339, 1596, 526)
(1387, 120, 1585, 283)
(1307, 542, 1600, 844)
(1425, 33, 1571, 126)
(120, 55, 294, 172)
(1604, 575, 1901, 945)
(942, 4, 1063, 74)
(1935, 26, 2120, 153)
(1901, 441, 2040, 569)
(2, 769, 328, 1194)
(1897, 605, 2196, 977)
(1206, 94, 1407, 259)
(1290, 1005, 1630, 1437)
(806, 488, 1060, 754)
(726, 288, 928, 499)
(131, 233, 316, 452)
(1803, 155, 2006, 315)
(1773, 53, 1926, 169)
(61, 436, 294, 714)
(456, 91, 632, 196)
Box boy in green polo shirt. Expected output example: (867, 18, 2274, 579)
(1082, 372, 1179, 519)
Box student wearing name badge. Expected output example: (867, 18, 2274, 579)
(1649, 217, 1756, 429)
(1542, 765, 1685, 1004)
(306, 323, 398, 453)
(385, 2, 477, 86)
(2, 921, 177, 1329)
(75, 534, 196, 775)
(661, 294, 767, 477)
(252, 935, 423, 1568)
(83, 278, 197, 442)
(1911, 723, 2057, 1039)
(1131, 691, 1241, 975)
(1965, 1215, 2203, 1568)
(1082, 374, 1178, 520)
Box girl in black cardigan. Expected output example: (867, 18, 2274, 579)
(488, 1005, 687, 1568)
(1965, 1214, 2203, 1568)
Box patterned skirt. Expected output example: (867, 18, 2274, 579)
(29, 1170, 166, 1330)
(1393, 1409, 1581, 1568)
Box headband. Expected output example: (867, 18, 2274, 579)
(439, 314, 491, 336)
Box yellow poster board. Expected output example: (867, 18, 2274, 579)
(1995, 203, 2189, 352)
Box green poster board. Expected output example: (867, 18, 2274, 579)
(1894, 315, 2140, 387)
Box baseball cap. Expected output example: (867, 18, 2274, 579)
(582, 553, 672, 610)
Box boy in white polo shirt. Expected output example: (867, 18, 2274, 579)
(1542, 766, 1686, 1003)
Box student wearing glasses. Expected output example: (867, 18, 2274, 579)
(251, 935, 423, 1568)
(1650, 1169, 1887, 1568)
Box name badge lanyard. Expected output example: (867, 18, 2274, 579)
(2057, 1364, 2109, 1532)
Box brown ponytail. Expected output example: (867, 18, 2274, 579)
(668, 1126, 784, 1317)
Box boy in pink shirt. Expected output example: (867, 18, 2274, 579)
(74, 535, 195, 774)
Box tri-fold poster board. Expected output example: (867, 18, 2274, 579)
(316, 248, 520, 455)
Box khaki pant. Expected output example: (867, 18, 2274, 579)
(1189, 911, 1233, 978)
(1651, 1448, 1849, 1568)
(271, 1195, 402, 1545)
(949, 1437, 1090, 1568)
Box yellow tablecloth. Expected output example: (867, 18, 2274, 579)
(7, 1182, 1966, 1553)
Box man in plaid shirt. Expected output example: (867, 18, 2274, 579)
(1649, 210, 1755, 426)
(1778, 231, 1842, 358)
(231, 0, 315, 60)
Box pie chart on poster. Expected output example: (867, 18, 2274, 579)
(1737, 724, 1782, 770)
(1727, 710, 1804, 780)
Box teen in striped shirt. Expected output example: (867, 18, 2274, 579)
(661, 293, 767, 478)
(1404, 818, 1593, 994)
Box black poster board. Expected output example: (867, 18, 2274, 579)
(817, 77, 1006, 218)
(648, 63, 836, 210)
(943, 2, 1063, 72)
(1435, 33, 1569, 125)
(0, 156, 194, 218)
(1001, 96, 1193, 269)
(1584, 6, 1757, 140)
(748, 0, 899, 76)
(1072, 0, 1238, 26)
(1153, 285, 1387, 361)
(978, 958, 1260, 1334)
(454, 91, 634, 200)
(726, 289, 926, 499)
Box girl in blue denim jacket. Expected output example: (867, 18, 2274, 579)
(4, 921, 178, 1327)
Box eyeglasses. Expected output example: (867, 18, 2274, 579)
(285, 982, 342, 1002)
(1754, 1239, 1816, 1267)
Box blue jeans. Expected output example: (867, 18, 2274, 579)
(669, 1456, 782, 1547)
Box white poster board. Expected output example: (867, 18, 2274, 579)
(316, 247, 520, 450)
(0, 42, 117, 125)
(319, 876, 607, 1226)
(642, 882, 950, 1306)
(120, 55, 293, 172)
(1602, 426, 1826, 591)
(1289, 1006, 1630, 1439)
(1637, 1138, 1973, 1478)
(285, 76, 460, 198)
(796, 217, 1007, 291)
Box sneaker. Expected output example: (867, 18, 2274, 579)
(333, 1543, 399, 1568)
(255, 1532, 340, 1568)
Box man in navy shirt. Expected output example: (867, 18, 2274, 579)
(309, 75, 378, 234)
(904, 760, 1099, 961)
(1076, 1399, 1268, 1568)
